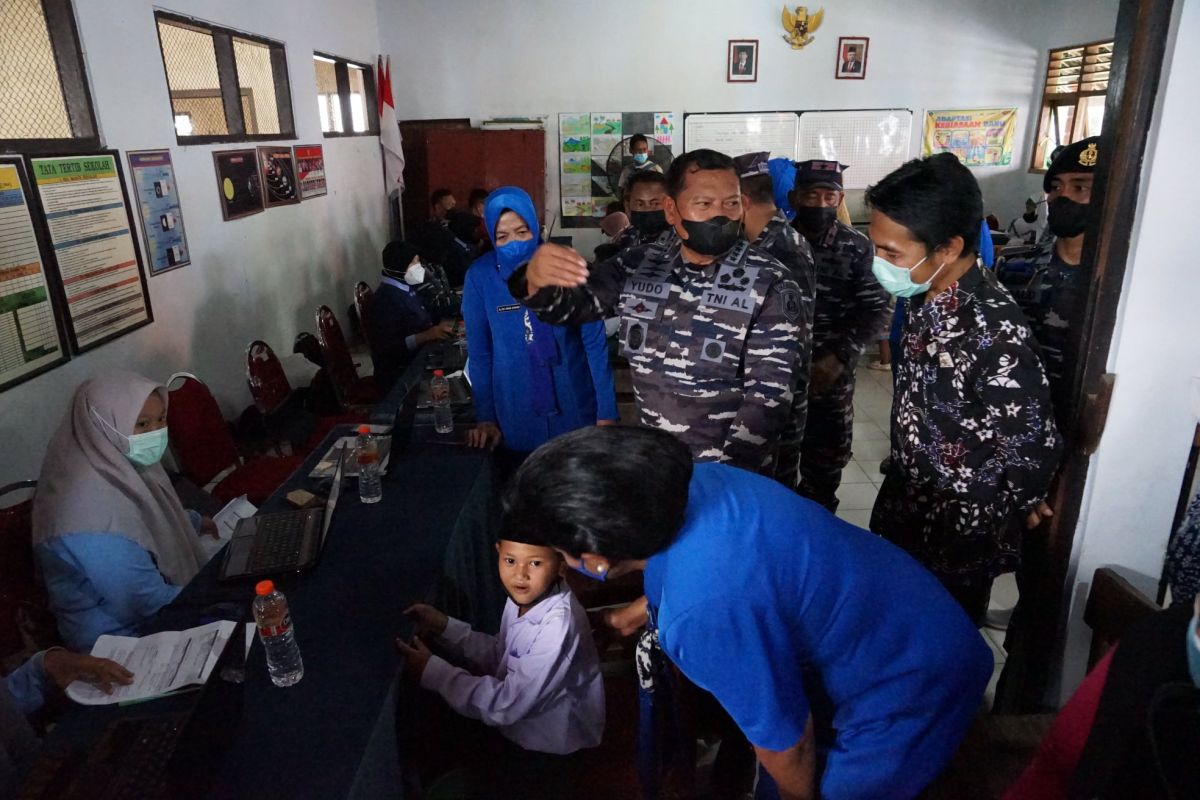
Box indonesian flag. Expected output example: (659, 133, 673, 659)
(376, 55, 405, 195)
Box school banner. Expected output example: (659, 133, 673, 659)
(922, 108, 1017, 167)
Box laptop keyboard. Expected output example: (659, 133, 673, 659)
(247, 513, 308, 573)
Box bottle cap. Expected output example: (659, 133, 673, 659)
(357, 424, 371, 434)
(433, 369, 445, 377)
(255, 580, 275, 596)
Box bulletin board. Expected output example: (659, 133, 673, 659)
(683, 108, 914, 190)
(557, 111, 676, 229)
(796, 109, 913, 189)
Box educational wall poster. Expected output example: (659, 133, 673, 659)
(126, 149, 191, 275)
(29, 153, 153, 353)
(0, 158, 68, 390)
(293, 144, 327, 199)
(212, 149, 263, 221)
(558, 111, 677, 226)
(257, 146, 300, 208)
(922, 108, 1017, 167)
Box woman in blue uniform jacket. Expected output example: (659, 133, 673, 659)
(463, 187, 618, 453)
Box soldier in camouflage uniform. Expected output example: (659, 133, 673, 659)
(735, 152, 816, 491)
(510, 149, 802, 474)
(790, 160, 890, 510)
(613, 170, 672, 252)
(996, 136, 1100, 430)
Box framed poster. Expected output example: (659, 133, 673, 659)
(835, 37, 869, 80)
(0, 157, 70, 391)
(212, 149, 264, 221)
(126, 149, 191, 275)
(293, 144, 327, 199)
(29, 152, 153, 354)
(727, 40, 758, 83)
(257, 146, 300, 208)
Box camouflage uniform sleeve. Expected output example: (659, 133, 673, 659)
(722, 274, 802, 473)
(507, 248, 637, 326)
(831, 236, 890, 365)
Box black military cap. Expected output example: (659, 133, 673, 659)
(733, 151, 771, 179)
(794, 159, 848, 190)
(1043, 136, 1100, 192)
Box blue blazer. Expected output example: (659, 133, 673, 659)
(463, 253, 617, 453)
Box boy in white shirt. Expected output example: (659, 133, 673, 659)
(396, 533, 604, 798)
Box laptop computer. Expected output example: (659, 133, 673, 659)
(218, 446, 346, 581)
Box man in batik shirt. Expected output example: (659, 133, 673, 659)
(864, 154, 1063, 624)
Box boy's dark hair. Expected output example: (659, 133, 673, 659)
(629, 133, 649, 149)
(864, 153, 982, 256)
(501, 428, 694, 562)
(605, 201, 623, 215)
(430, 188, 453, 208)
(468, 188, 489, 208)
(665, 148, 738, 199)
(626, 171, 667, 195)
(741, 173, 775, 206)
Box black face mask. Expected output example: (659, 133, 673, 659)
(793, 204, 838, 233)
(679, 216, 742, 256)
(630, 209, 670, 238)
(1047, 196, 1089, 238)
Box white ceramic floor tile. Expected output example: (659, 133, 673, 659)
(852, 422, 889, 442)
(984, 661, 1004, 712)
(854, 459, 886, 483)
(840, 460, 874, 484)
(982, 627, 1008, 661)
(990, 572, 1020, 611)
(852, 438, 892, 462)
(835, 482, 880, 510)
(836, 508, 874, 529)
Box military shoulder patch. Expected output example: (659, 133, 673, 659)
(778, 285, 802, 323)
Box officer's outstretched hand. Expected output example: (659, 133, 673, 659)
(525, 244, 589, 295)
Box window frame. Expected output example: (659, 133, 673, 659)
(153, 10, 296, 146)
(313, 51, 379, 138)
(0, 0, 100, 156)
(1028, 38, 1113, 174)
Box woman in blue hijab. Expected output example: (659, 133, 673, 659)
(463, 187, 618, 453)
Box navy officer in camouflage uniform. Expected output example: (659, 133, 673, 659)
(508, 148, 802, 475)
(996, 136, 1100, 431)
(790, 160, 890, 510)
(736, 151, 816, 491)
(613, 170, 673, 252)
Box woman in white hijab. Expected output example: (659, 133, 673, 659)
(33, 371, 215, 651)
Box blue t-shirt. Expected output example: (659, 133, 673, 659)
(643, 463, 991, 799)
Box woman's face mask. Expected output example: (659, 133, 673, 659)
(404, 261, 426, 286)
(871, 253, 946, 298)
(495, 237, 539, 278)
(91, 406, 169, 468)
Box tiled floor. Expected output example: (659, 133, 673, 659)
(838, 358, 1018, 708)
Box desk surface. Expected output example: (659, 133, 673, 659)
(40, 410, 500, 798)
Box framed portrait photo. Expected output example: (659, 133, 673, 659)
(727, 39, 759, 83)
(835, 37, 869, 80)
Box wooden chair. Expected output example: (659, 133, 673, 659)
(166, 373, 304, 505)
(0, 481, 59, 670)
(353, 281, 374, 351)
(1083, 566, 1160, 669)
(315, 305, 379, 410)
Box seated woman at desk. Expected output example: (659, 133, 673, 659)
(463, 187, 618, 454)
(33, 371, 218, 652)
(366, 240, 456, 395)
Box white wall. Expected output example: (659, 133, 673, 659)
(0, 0, 388, 486)
(378, 0, 1117, 246)
(1058, 0, 1198, 700)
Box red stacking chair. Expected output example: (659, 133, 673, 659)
(166, 373, 304, 505)
(316, 305, 379, 409)
(353, 282, 375, 351)
(0, 481, 59, 664)
(246, 340, 362, 452)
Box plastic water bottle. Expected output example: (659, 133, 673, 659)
(431, 370, 453, 434)
(253, 580, 303, 687)
(356, 425, 382, 504)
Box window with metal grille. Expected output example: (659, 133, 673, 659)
(155, 12, 294, 144)
(1030, 39, 1113, 172)
(0, 0, 98, 154)
(313, 53, 378, 137)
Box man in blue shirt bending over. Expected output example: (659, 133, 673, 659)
(501, 426, 991, 800)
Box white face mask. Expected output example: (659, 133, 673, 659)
(404, 262, 426, 286)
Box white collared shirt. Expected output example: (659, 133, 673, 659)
(420, 580, 605, 754)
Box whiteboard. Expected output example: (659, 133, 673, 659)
(684, 112, 799, 161)
(796, 109, 913, 189)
